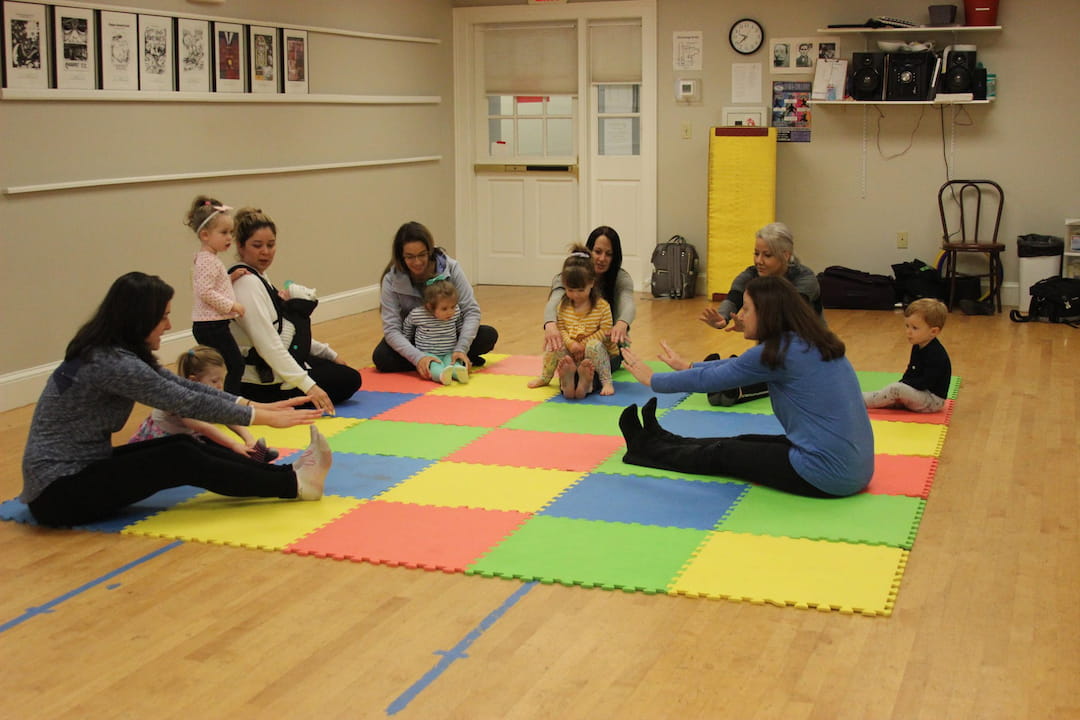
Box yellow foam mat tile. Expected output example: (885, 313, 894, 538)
(249, 416, 362, 449)
(122, 492, 361, 550)
(871, 419, 948, 457)
(428, 372, 560, 402)
(670, 531, 907, 617)
(378, 461, 582, 513)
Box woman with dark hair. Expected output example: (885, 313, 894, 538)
(372, 220, 498, 376)
(619, 275, 873, 498)
(20, 272, 331, 527)
(543, 225, 635, 368)
(230, 207, 361, 415)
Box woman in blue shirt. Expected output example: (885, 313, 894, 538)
(619, 275, 873, 498)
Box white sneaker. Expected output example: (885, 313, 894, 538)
(295, 425, 331, 500)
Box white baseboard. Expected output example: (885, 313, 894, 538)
(0, 284, 381, 413)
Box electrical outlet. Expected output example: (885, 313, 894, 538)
(896, 231, 908, 249)
(681, 123, 692, 140)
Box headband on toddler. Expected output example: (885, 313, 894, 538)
(195, 202, 233, 234)
(570, 251, 591, 259)
(425, 273, 450, 286)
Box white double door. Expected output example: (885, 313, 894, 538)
(453, 1, 657, 288)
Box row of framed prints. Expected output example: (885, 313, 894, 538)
(2, 1, 309, 93)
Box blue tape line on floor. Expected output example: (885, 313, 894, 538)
(386, 581, 537, 716)
(0, 540, 182, 634)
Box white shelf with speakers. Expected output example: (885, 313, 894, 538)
(815, 24, 999, 106)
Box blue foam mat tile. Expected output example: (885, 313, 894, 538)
(547, 382, 689, 408)
(277, 450, 434, 500)
(332, 391, 422, 420)
(656, 408, 784, 438)
(540, 472, 749, 530)
(0, 485, 204, 532)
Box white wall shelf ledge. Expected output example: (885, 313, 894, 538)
(0, 89, 441, 104)
(814, 99, 993, 106)
(817, 25, 1001, 34)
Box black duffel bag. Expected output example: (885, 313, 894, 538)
(818, 266, 896, 310)
(1009, 276, 1080, 327)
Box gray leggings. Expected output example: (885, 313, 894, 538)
(863, 382, 945, 413)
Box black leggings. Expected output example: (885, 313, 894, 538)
(240, 356, 361, 405)
(192, 319, 245, 395)
(28, 435, 298, 526)
(372, 325, 499, 372)
(623, 424, 836, 498)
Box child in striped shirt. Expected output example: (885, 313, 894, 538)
(403, 276, 469, 385)
(528, 246, 617, 398)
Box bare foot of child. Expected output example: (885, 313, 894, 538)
(527, 376, 550, 388)
(599, 382, 615, 396)
(557, 355, 578, 398)
(575, 359, 595, 398)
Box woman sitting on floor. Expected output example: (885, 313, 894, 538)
(619, 275, 873, 498)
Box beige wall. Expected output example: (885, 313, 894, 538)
(4, 0, 1079, 389)
(0, 0, 455, 376)
(655, 0, 1079, 287)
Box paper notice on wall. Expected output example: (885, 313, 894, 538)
(673, 31, 703, 71)
(732, 63, 762, 104)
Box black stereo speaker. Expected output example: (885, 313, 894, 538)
(885, 51, 935, 101)
(849, 52, 885, 101)
(972, 67, 988, 100)
(940, 50, 977, 93)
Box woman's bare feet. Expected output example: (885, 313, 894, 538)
(575, 359, 595, 398)
(295, 425, 332, 500)
(554, 355, 577, 398)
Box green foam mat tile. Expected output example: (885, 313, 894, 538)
(717, 485, 926, 548)
(467, 515, 709, 593)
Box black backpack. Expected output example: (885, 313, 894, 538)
(229, 264, 319, 380)
(1009, 276, 1080, 328)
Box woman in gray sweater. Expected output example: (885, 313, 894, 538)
(21, 272, 330, 526)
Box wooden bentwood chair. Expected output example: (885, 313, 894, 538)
(938, 179, 1005, 313)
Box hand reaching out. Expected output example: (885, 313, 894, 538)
(699, 306, 728, 330)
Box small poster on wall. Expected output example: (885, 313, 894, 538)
(3, 1, 49, 89)
(213, 21, 245, 92)
(177, 17, 209, 92)
(53, 5, 94, 89)
(138, 14, 173, 91)
(771, 81, 811, 142)
(99, 10, 137, 90)
(248, 25, 278, 93)
(283, 28, 307, 94)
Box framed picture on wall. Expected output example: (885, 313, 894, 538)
(721, 106, 767, 128)
(213, 21, 244, 92)
(282, 28, 307, 94)
(53, 5, 94, 89)
(770, 36, 825, 75)
(177, 17, 209, 92)
(248, 24, 278, 93)
(3, 1, 49, 89)
(138, 14, 173, 91)
(99, 10, 137, 90)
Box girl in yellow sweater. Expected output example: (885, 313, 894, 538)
(528, 246, 617, 398)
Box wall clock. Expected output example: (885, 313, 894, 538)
(729, 18, 764, 55)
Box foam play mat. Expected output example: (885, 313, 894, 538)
(1, 356, 961, 617)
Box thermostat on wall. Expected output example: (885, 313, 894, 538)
(675, 78, 700, 102)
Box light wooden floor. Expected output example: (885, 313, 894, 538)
(1, 286, 1077, 719)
